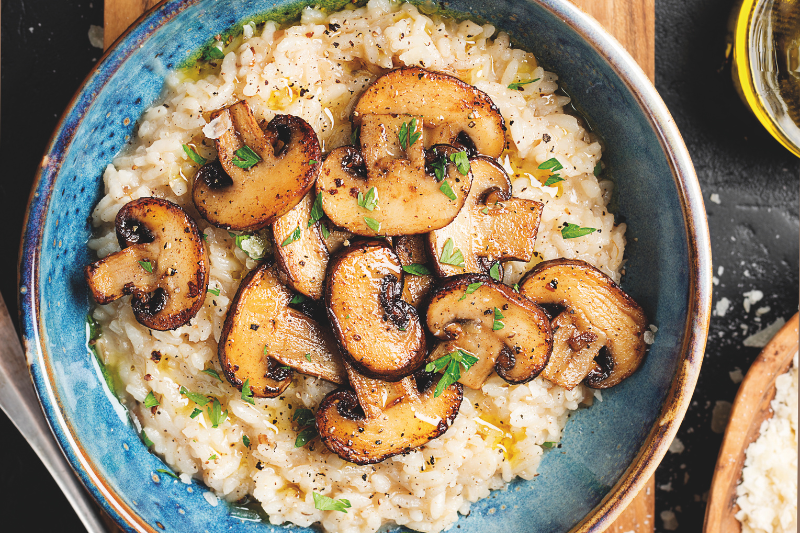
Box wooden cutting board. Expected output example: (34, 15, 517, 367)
(102, 1, 655, 531)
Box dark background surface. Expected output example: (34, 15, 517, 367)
(0, 0, 797, 531)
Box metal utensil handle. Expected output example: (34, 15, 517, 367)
(0, 293, 108, 533)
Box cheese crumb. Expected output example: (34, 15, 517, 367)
(743, 317, 787, 348)
(729, 367, 744, 384)
(710, 193, 721, 204)
(742, 290, 764, 313)
(714, 297, 731, 317)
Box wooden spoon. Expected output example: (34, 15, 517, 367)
(704, 313, 798, 532)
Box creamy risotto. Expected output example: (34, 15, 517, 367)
(87, 2, 628, 532)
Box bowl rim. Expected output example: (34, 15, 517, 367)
(18, 1, 713, 532)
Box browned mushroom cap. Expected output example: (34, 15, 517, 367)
(352, 67, 505, 158)
(273, 191, 329, 300)
(395, 235, 434, 308)
(84, 198, 208, 331)
(541, 309, 608, 390)
(519, 258, 648, 388)
(315, 361, 463, 464)
(192, 101, 320, 231)
(429, 157, 543, 277)
(315, 124, 472, 236)
(426, 274, 552, 387)
(325, 240, 426, 381)
(219, 262, 347, 397)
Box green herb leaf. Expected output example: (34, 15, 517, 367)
(189, 408, 203, 419)
(138, 260, 153, 273)
(241, 379, 255, 405)
(232, 145, 261, 169)
(207, 287, 220, 296)
(364, 217, 381, 233)
(304, 353, 312, 362)
(228, 231, 268, 260)
(481, 207, 489, 215)
(561, 223, 598, 239)
(489, 263, 501, 281)
(202, 368, 222, 381)
(439, 180, 457, 201)
(141, 429, 153, 448)
(182, 144, 207, 165)
(449, 151, 470, 176)
(402, 264, 432, 276)
(538, 158, 563, 171)
(507, 77, 540, 90)
(201, 232, 208, 241)
(203, 43, 225, 60)
(493, 307, 505, 331)
(320, 222, 330, 239)
(293, 408, 316, 427)
(86, 313, 101, 342)
(428, 349, 479, 397)
(542, 441, 556, 448)
(180, 386, 210, 406)
(295, 426, 318, 448)
(208, 454, 218, 461)
(313, 492, 352, 513)
(290, 294, 307, 304)
(350, 126, 359, 146)
(309, 159, 318, 165)
(207, 397, 228, 428)
(357, 186, 379, 211)
(458, 281, 483, 301)
(431, 153, 447, 182)
(143, 391, 160, 408)
(242, 435, 251, 448)
(513, 283, 520, 293)
(398, 117, 421, 150)
(281, 226, 302, 247)
(593, 162, 602, 177)
(543, 174, 565, 187)
(308, 194, 325, 228)
(157, 468, 179, 479)
(439, 238, 465, 268)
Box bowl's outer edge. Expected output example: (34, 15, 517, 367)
(18, 0, 712, 532)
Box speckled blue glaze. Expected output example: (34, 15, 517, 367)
(19, 1, 711, 532)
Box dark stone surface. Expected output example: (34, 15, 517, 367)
(0, 0, 797, 532)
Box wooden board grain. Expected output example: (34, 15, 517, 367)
(102, 1, 655, 532)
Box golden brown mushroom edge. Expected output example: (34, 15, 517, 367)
(84, 197, 208, 331)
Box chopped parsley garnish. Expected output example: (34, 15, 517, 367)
(507, 77, 540, 91)
(290, 293, 308, 304)
(241, 379, 255, 405)
(594, 162, 603, 177)
(313, 492, 352, 513)
(364, 216, 381, 233)
(538, 158, 563, 171)
(242, 435, 251, 448)
(513, 283, 520, 293)
(138, 260, 153, 273)
(182, 144, 207, 165)
(543, 174, 565, 187)
(308, 193, 325, 228)
(319, 221, 330, 239)
(232, 145, 261, 169)
(141, 430, 153, 448)
(561, 223, 598, 239)
(304, 353, 312, 362)
(281, 226, 302, 247)
(202, 368, 222, 381)
(489, 263, 501, 281)
(293, 408, 317, 447)
(425, 349, 479, 398)
(207, 397, 228, 428)
(189, 408, 203, 419)
(449, 151, 470, 176)
(439, 180, 456, 201)
(542, 441, 556, 448)
(203, 43, 225, 60)
(398, 117, 421, 150)
(201, 232, 208, 241)
(493, 307, 505, 331)
(180, 386, 210, 406)
(431, 153, 447, 182)
(157, 468, 179, 479)
(439, 238, 465, 268)
(481, 207, 489, 215)
(143, 391, 160, 408)
(402, 264, 432, 276)
(207, 287, 220, 296)
(308, 159, 318, 165)
(350, 126, 360, 146)
(459, 281, 483, 301)
(228, 231, 268, 260)
(357, 186, 379, 211)
(208, 454, 217, 461)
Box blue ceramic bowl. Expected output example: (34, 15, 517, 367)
(20, 1, 712, 532)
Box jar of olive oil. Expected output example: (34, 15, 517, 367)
(730, 0, 800, 157)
